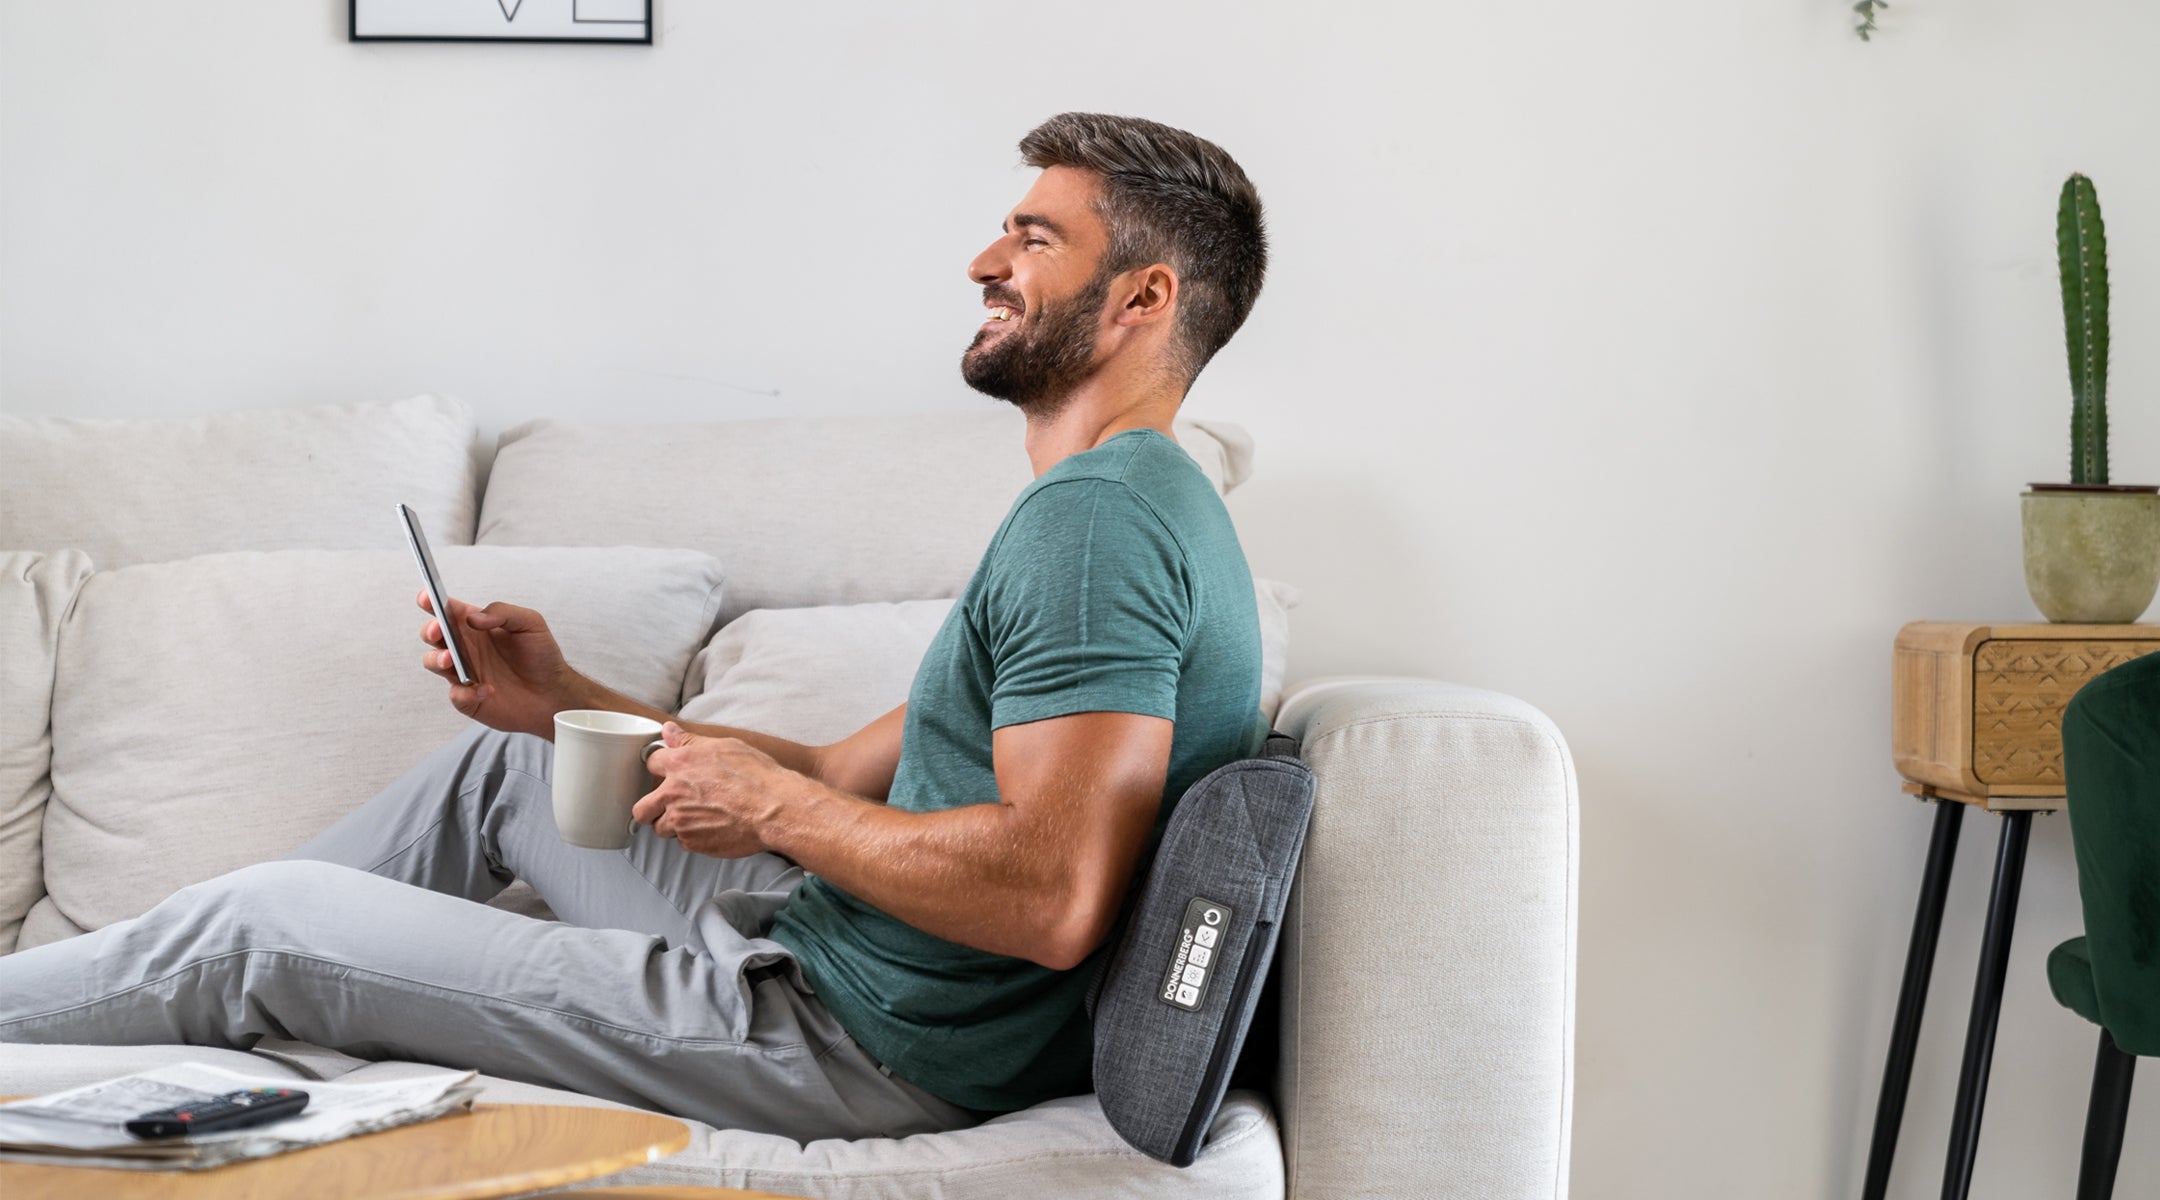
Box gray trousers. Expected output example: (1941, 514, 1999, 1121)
(0, 724, 984, 1141)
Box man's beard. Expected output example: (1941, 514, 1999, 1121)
(960, 270, 1112, 412)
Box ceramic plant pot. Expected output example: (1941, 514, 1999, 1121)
(2021, 484, 2160, 623)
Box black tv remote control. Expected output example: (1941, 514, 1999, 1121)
(125, 1087, 310, 1139)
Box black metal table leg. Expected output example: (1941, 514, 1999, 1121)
(1862, 798, 1966, 1200)
(1940, 809, 2033, 1200)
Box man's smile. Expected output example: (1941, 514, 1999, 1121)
(977, 280, 1028, 335)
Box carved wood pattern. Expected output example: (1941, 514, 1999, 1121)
(1972, 640, 2160, 784)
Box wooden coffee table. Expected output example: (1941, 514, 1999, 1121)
(0, 1101, 690, 1200)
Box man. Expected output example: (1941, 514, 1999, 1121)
(0, 112, 1271, 1141)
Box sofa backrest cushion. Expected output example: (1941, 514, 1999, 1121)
(0, 394, 481, 568)
(475, 410, 1256, 624)
(678, 579, 1297, 746)
(30, 546, 723, 942)
(0, 551, 93, 954)
(680, 599, 956, 743)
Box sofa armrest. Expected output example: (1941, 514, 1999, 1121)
(1269, 676, 1578, 1200)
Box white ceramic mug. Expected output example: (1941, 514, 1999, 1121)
(551, 710, 667, 850)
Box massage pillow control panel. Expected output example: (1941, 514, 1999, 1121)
(1158, 896, 1233, 1012)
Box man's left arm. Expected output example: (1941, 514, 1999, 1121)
(635, 708, 1171, 970)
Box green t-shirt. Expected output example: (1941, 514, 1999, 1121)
(766, 426, 1269, 1112)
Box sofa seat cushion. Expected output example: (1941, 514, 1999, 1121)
(0, 1043, 309, 1100)
(0, 552, 93, 954)
(679, 582, 1298, 746)
(341, 1059, 1283, 1199)
(0, 394, 481, 568)
(0, 1045, 1280, 1197)
(34, 546, 724, 942)
(476, 410, 1256, 624)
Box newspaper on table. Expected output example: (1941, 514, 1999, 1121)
(0, 1061, 483, 1171)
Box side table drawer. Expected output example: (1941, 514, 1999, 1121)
(1973, 640, 2160, 786)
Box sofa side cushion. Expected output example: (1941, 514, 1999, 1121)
(38, 547, 723, 937)
(0, 394, 480, 568)
(0, 551, 93, 954)
(677, 579, 1294, 746)
(475, 410, 1252, 624)
(1268, 677, 1578, 1200)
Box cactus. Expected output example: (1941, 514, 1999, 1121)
(2058, 173, 2110, 485)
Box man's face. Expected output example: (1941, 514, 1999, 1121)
(962, 166, 1117, 412)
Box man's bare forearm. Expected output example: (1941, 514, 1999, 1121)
(564, 672, 825, 782)
(763, 780, 1079, 967)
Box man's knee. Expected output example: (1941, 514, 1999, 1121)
(409, 724, 552, 826)
(185, 859, 371, 902)
(154, 860, 371, 945)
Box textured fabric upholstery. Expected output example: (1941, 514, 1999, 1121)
(0, 394, 480, 567)
(2053, 651, 2160, 1055)
(474, 409, 1254, 623)
(0, 551, 93, 953)
(31, 547, 722, 941)
(1269, 676, 1578, 1200)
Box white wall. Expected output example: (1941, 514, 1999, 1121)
(4, 2, 2156, 1196)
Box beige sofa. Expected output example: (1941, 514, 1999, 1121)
(0, 395, 1578, 1199)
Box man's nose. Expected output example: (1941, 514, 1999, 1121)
(968, 239, 1010, 285)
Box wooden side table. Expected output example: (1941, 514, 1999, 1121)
(1865, 622, 2160, 1200)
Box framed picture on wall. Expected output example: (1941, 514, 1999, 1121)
(351, 0, 652, 44)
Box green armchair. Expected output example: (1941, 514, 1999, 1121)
(2049, 649, 2160, 1200)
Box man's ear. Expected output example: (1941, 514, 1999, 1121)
(1113, 264, 1179, 328)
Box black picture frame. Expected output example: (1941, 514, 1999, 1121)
(350, 0, 653, 45)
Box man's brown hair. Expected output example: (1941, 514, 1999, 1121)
(1018, 113, 1267, 388)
